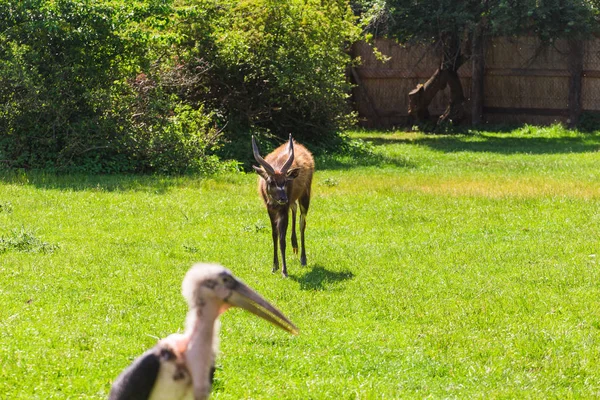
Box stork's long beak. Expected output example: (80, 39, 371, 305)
(227, 282, 299, 335)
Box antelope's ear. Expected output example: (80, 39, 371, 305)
(286, 167, 300, 180)
(253, 165, 270, 180)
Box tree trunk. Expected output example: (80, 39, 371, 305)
(438, 69, 465, 124)
(408, 68, 447, 121)
(408, 32, 468, 126)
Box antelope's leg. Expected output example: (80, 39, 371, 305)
(277, 211, 289, 277)
(299, 194, 310, 266)
(269, 212, 279, 272)
(290, 202, 298, 255)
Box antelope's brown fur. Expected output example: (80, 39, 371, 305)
(257, 141, 314, 206)
(253, 136, 314, 277)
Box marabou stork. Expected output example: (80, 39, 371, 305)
(108, 263, 298, 400)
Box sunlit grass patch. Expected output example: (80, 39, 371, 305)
(317, 172, 600, 199)
(401, 176, 600, 199)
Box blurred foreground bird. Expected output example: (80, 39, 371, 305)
(109, 263, 298, 400)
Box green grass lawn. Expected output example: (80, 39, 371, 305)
(2, 125, 600, 398)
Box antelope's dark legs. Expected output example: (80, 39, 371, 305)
(277, 211, 289, 277)
(299, 213, 307, 266)
(299, 195, 310, 266)
(269, 212, 279, 272)
(290, 202, 298, 255)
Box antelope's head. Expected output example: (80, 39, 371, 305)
(252, 134, 300, 206)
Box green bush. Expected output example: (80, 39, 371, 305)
(173, 0, 360, 164)
(0, 0, 229, 173)
(0, 0, 360, 173)
(0, 0, 132, 171)
(110, 69, 237, 174)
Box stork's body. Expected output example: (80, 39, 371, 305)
(108, 335, 198, 400)
(109, 264, 298, 400)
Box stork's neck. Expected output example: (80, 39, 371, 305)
(185, 305, 220, 400)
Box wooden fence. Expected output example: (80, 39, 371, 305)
(351, 37, 600, 128)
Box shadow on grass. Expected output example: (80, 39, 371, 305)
(0, 171, 193, 193)
(289, 264, 354, 291)
(358, 132, 600, 155)
(316, 152, 417, 171)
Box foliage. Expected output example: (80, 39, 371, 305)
(111, 71, 236, 174)
(0, 0, 132, 171)
(0, 0, 360, 172)
(172, 0, 360, 163)
(354, 0, 600, 43)
(0, 0, 233, 174)
(489, 0, 600, 41)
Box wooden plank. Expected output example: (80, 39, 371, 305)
(471, 21, 485, 125)
(350, 67, 380, 120)
(485, 68, 570, 77)
(354, 67, 600, 80)
(568, 39, 584, 127)
(355, 68, 436, 80)
(351, 36, 600, 127)
(483, 107, 569, 116)
(583, 71, 600, 78)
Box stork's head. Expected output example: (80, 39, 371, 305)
(182, 263, 299, 333)
(181, 263, 298, 400)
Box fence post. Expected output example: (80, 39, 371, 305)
(470, 22, 485, 125)
(567, 39, 583, 128)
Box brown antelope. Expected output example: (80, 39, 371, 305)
(252, 134, 314, 277)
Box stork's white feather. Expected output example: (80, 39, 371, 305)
(148, 362, 191, 400)
(182, 263, 225, 357)
(212, 319, 221, 358)
(182, 263, 232, 307)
